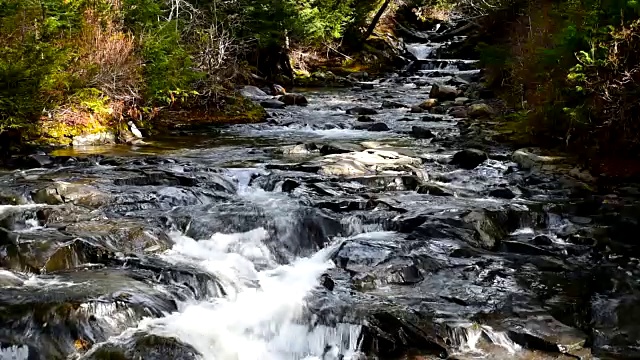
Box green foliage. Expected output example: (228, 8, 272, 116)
(140, 23, 204, 105)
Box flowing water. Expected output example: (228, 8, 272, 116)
(1, 31, 640, 360)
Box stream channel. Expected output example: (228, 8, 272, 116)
(0, 28, 639, 360)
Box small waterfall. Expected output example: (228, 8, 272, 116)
(137, 229, 360, 360)
(481, 325, 521, 354)
(447, 323, 521, 356)
(406, 43, 440, 60)
(0, 345, 30, 360)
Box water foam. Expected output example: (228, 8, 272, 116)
(136, 227, 359, 360)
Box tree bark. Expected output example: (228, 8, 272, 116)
(363, 0, 392, 41)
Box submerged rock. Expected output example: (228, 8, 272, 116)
(354, 123, 390, 132)
(347, 107, 378, 115)
(381, 100, 407, 109)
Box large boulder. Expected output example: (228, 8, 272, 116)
(429, 84, 459, 101)
(239, 85, 269, 100)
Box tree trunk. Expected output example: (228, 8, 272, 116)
(363, 0, 392, 41)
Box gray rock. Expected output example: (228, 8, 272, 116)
(411, 126, 436, 139)
(512, 148, 565, 170)
(357, 115, 375, 122)
(381, 100, 407, 109)
(278, 94, 308, 106)
(450, 149, 488, 170)
(260, 99, 286, 109)
(409, 105, 424, 113)
(489, 188, 516, 199)
(347, 107, 378, 115)
(354, 123, 390, 132)
(32, 181, 109, 208)
(239, 85, 269, 100)
(429, 84, 459, 101)
(416, 183, 453, 196)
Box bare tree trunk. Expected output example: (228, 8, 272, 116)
(363, 0, 392, 41)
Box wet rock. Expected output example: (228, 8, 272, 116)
(278, 94, 308, 106)
(421, 114, 443, 122)
(83, 332, 200, 360)
(446, 76, 470, 86)
(315, 149, 425, 177)
(282, 143, 318, 155)
(429, 84, 459, 101)
(430, 105, 447, 114)
(278, 179, 300, 193)
(354, 123, 390, 132)
(419, 99, 438, 110)
(409, 105, 424, 113)
(346, 72, 369, 81)
(24, 153, 54, 168)
(590, 295, 640, 358)
(448, 107, 468, 118)
(533, 235, 554, 246)
(416, 183, 453, 196)
(0, 270, 180, 360)
(450, 149, 488, 170)
(347, 107, 378, 115)
(63, 219, 173, 255)
(320, 273, 335, 291)
(357, 115, 375, 122)
(463, 210, 508, 250)
(454, 97, 469, 106)
(488, 188, 516, 199)
(505, 315, 588, 356)
(319, 143, 364, 155)
(260, 99, 286, 109)
(239, 85, 269, 100)
(381, 100, 407, 109)
(72, 132, 116, 146)
(500, 241, 556, 256)
(512, 148, 565, 170)
(467, 103, 494, 118)
(32, 181, 109, 208)
(360, 83, 375, 90)
(410, 126, 436, 139)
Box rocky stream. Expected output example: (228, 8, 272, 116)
(0, 27, 639, 360)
